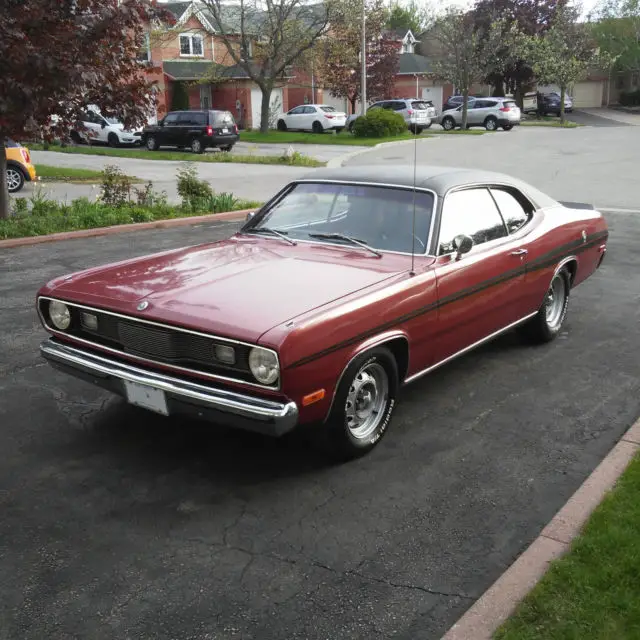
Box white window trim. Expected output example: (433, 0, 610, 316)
(179, 32, 205, 58)
(137, 32, 151, 63)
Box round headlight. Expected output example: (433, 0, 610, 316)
(248, 347, 279, 385)
(49, 300, 71, 330)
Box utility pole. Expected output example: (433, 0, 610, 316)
(360, 0, 367, 116)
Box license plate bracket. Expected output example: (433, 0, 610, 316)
(221, 127, 229, 134)
(124, 380, 169, 416)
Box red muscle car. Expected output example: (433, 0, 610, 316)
(37, 166, 608, 459)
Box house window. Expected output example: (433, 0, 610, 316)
(180, 33, 204, 57)
(137, 32, 151, 63)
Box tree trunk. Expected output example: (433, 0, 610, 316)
(461, 87, 469, 129)
(259, 86, 273, 134)
(559, 85, 566, 125)
(350, 96, 357, 114)
(0, 136, 10, 220)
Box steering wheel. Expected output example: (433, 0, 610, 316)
(412, 234, 426, 252)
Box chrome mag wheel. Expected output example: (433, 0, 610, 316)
(345, 362, 389, 440)
(545, 273, 567, 330)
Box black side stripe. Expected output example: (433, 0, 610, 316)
(287, 231, 608, 369)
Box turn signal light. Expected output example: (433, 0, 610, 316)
(302, 389, 326, 406)
(206, 125, 213, 136)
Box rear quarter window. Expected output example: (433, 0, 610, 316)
(411, 101, 429, 110)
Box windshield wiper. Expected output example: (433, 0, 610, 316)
(244, 227, 296, 245)
(308, 232, 382, 257)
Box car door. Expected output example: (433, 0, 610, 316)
(176, 111, 197, 146)
(285, 106, 305, 130)
(81, 110, 103, 143)
(467, 99, 487, 125)
(431, 186, 528, 363)
(303, 105, 318, 130)
(159, 112, 180, 145)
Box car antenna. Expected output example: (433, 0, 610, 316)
(410, 115, 418, 277)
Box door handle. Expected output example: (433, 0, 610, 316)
(510, 248, 528, 256)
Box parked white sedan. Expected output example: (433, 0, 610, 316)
(276, 104, 347, 134)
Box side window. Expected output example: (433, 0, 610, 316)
(164, 113, 179, 125)
(392, 102, 406, 111)
(288, 106, 304, 115)
(438, 188, 508, 255)
(490, 188, 532, 234)
(177, 112, 194, 125)
(472, 100, 487, 109)
(304, 106, 316, 114)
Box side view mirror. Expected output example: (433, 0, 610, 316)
(245, 211, 255, 222)
(452, 234, 473, 259)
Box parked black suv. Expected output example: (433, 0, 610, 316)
(141, 110, 239, 153)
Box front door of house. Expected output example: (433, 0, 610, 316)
(200, 85, 211, 110)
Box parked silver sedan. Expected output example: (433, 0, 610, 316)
(439, 97, 521, 131)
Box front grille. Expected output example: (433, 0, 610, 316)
(41, 300, 255, 383)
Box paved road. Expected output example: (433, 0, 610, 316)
(1, 209, 639, 639)
(348, 124, 640, 210)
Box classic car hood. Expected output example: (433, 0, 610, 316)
(45, 236, 406, 343)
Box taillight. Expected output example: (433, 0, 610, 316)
(500, 107, 510, 112)
(324, 114, 334, 119)
(206, 125, 213, 136)
(20, 148, 30, 163)
(406, 109, 414, 115)
(234, 124, 238, 133)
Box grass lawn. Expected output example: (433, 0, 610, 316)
(27, 143, 325, 167)
(36, 164, 141, 183)
(495, 451, 640, 640)
(239, 130, 416, 146)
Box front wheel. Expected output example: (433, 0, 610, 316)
(145, 136, 158, 151)
(277, 119, 287, 131)
(6, 167, 25, 193)
(313, 347, 399, 460)
(519, 268, 571, 343)
(442, 116, 456, 131)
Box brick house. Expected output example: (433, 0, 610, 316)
(141, 1, 295, 128)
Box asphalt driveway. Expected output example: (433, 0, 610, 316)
(1, 211, 639, 639)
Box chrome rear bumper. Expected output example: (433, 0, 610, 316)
(40, 339, 299, 436)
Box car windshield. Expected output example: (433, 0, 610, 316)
(248, 182, 435, 254)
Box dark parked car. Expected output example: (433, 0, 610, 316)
(537, 92, 573, 116)
(141, 110, 239, 153)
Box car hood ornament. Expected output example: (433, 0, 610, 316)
(137, 301, 149, 311)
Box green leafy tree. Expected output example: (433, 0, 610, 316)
(386, 0, 432, 35)
(429, 8, 506, 128)
(589, 0, 640, 76)
(519, 4, 611, 123)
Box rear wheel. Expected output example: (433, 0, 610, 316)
(70, 131, 83, 145)
(311, 347, 399, 460)
(503, 124, 513, 131)
(442, 116, 456, 131)
(484, 116, 498, 131)
(312, 121, 323, 134)
(519, 268, 571, 343)
(277, 119, 287, 131)
(191, 137, 204, 154)
(6, 166, 25, 193)
(424, 122, 432, 129)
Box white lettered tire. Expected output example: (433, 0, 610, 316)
(315, 347, 399, 460)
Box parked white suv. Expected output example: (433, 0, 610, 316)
(438, 97, 521, 131)
(70, 107, 142, 146)
(346, 99, 435, 133)
(276, 104, 347, 133)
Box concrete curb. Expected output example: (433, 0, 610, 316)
(0, 209, 254, 250)
(441, 416, 640, 640)
(326, 137, 431, 169)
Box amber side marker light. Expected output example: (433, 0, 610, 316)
(302, 389, 326, 406)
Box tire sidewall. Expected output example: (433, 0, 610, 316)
(543, 270, 570, 338)
(108, 133, 119, 147)
(146, 136, 157, 151)
(191, 138, 204, 153)
(327, 347, 399, 453)
(442, 117, 455, 130)
(485, 117, 497, 130)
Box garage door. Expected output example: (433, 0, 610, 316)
(321, 94, 349, 113)
(422, 86, 444, 113)
(250, 88, 283, 130)
(572, 81, 603, 108)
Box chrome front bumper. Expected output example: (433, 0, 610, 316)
(40, 339, 299, 436)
